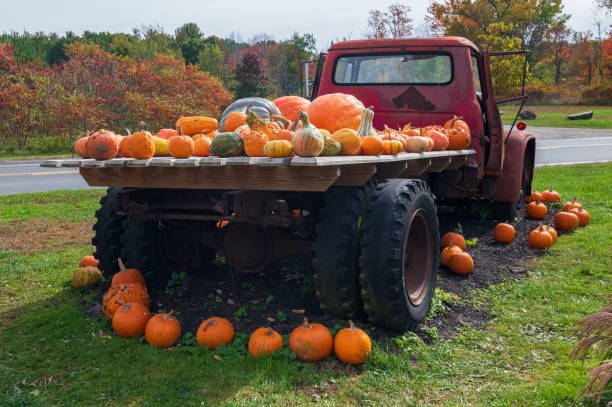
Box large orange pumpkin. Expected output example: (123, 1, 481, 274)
(74, 135, 90, 158)
(307, 93, 365, 133)
(197, 317, 235, 350)
(145, 311, 181, 348)
(86, 129, 118, 160)
(446, 127, 471, 150)
(130, 122, 155, 159)
(102, 284, 150, 319)
(289, 318, 333, 362)
(333, 320, 371, 365)
(273, 96, 311, 122)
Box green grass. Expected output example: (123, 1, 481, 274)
(501, 105, 612, 128)
(1, 164, 611, 406)
(0, 151, 73, 160)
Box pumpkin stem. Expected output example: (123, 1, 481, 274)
(348, 320, 357, 330)
(298, 111, 310, 128)
(178, 125, 184, 137)
(117, 257, 127, 273)
(289, 117, 300, 132)
(164, 310, 175, 319)
(302, 317, 311, 329)
(270, 114, 290, 129)
(266, 327, 274, 336)
(203, 319, 217, 331)
(139, 121, 145, 131)
(538, 223, 545, 232)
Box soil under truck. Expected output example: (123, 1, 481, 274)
(42, 37, 536, 331)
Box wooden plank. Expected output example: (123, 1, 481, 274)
(402, 159, 432, 176)
(80, 165, 341, 192)
(376, 161, 408, 179)
(227, 157, 258, 166)
(40, 160, 63, 168)
(429, 156, 452, 172)
(150, 158, 175, 167)
(127, 159, 153, 167)
(334, 164, 377, 186)
(198, 157, 227, 166)
(173, 158, 201, 167)
(105, 158, 130, 168)
(81, 160, 106, 168)
(256, 157, 292, 166)
(291, 155, 396, 167)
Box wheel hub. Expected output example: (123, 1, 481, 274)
(403, 209, 433, 306)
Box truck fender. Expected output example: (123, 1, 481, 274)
(491, 130, 536, 202)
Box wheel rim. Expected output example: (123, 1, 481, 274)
(403, 209, 433, 306)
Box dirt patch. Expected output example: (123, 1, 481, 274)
(85, 207, 561, 342)
(0, 219, 93, 253)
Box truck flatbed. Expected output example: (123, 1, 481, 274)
(41, 149, 475, 192)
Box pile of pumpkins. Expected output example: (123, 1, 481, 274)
(73, 94, 471, 161)
(72, 256, 371, 365)
(439, 232, 474, 275)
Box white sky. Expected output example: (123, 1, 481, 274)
(1, 0, 610, 50)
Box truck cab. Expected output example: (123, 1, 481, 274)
(312, 37, 536, 217)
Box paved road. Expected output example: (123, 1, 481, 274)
(0, 127, 610, 195)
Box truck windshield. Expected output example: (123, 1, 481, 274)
(334, 53, 452, 85)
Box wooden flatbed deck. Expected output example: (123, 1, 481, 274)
(41, 149, 475, 192)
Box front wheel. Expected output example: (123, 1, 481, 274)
(359, 180, 439, 331)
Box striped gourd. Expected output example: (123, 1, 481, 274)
(292, 111, 324, 157)
(71, 266, 103, 288)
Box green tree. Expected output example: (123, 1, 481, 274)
(175, 23, 203, 44)
(198, 43, 223, 76)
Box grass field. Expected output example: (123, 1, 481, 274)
(0, 164, 611, 406)
(501, 105, 612, 129)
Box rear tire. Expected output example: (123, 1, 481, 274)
(92, 188, 125, 276)
(359, 179, 439, 331)
(312, 179, 376, 319)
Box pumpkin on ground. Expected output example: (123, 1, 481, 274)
(112, 302, 151, 338)
(79, 247, 99, 268)
(525, 190, 542, 203)
(264, 139, 293, 158)
(331, 128, 362, 156)
(307, 93, 365, 133)
(248, 327, 283, 357)
(145, 310, 181, 348)
(494, 223, 516, 243)
(526, 199, 547, 220)
(273, 96, 311, 122)
(194, 137, 212, 157)
(562, 197, 582, 211)
(196, 317, 235, 350)
(540, 186, 561, 203)
(440, 244, 463, 267)
(448, 252, 474, 275)
(440, 232, 466, 250)
(176, 116, 218, 136)
(168, 125, 194, 158)
(361, 135, 384, 155)
(111, 258, 146, 288)
(71, 266, 103, 288)
(529, 224, 553, 249)
(86, 129, 118, 160)
(103, 284, 151, 319)
(74, 136, 90, 158)
(571, 208, 590, 226)
(209, 132, 245, 157)
(156, 128, 178, 140)
(130, 122, 155, 159)
(555, 210, 579, 231)
(289, 318, 333, 362)
(292, 111, 324, 157)
(544, 224, 558, 242)
(333, 320, 372, 365)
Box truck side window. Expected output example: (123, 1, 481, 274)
(471, 55, 482, 96)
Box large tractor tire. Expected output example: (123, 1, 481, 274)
(359, 179, 439, 331)
(312, 179, 376, 319)
(92, 188, 125, 276)
(121, 219, 216, 284)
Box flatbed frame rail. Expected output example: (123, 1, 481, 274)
(41, 149, 475, 192)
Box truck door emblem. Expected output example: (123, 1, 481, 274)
(392, 87, 435, 111)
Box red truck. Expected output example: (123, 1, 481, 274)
(43, 36, 535, 331)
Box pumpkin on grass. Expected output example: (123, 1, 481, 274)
(71, 266, 103, 288)
(145, 310, 181, 348)
(333, 320, 371, 365)
(103, 284, 150, 319)
(440, 244, 462, 267)
(494, 223, 515, 243)
(130, 122, 155, 159)
(289, 318, 333, 362)
(197, 317, 235, 350)
(540, 186, 561, 203)
(529, 224, 553, 249)
(292, 111, 324, 157)
(544, 223, 558, 242)
(86, 129, 118, 160)
(562, 197, 582, 211)
(555, 209, 579, 231)
(168, 125, 194, 158)
(571, 207, 590, 226)
(307, 93, 365, 133)
(440, 232, 466, 250)
(448, 251, 474, 275)
(112, 302, 151, 338)
(79, 247, 99, 268)
(526, 198, 547, 220)
(525, 190, 542, 203)
(111, 258, 146, 288)
(248, 327, 283, 357)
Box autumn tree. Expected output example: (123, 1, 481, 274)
(545, 19, 571, 83)
(365, 3, 413, 39)
(233, 51, 270, 98)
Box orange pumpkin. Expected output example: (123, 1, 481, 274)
(529, 224, 553, 249)
(333, 320, 371, 365)
(440, 244, 463, 266)
(86, 129, 118, 160)
(242, 128, 269, 157)
(130, 122, 155, 159)
(544, 223, 558, 242)
(79, 247, 99, 268)
(423, 128, 449, 151)
(440, 232, 466, 250)
(168, 126, 194, 158)
(382, 139, 403, 155)
(443, 115, 470, 134)
(276, 129, 294, 142)
(156, 128, 178, 140)
(448, 251, 474, 275)
(571, 207, 589, 226)
(74, 135, 90, 158)
(401, 125, 422, 138)
(331, 128, 361, 156)
(112, 302, 151, 338)
(555, 210, 579, 231)
(119, 129, 132, 158)
(446, 127, 471, 150)
(292, 111, 324, 157)
(361, 135, 384, 155)
(540, 186, 561, 203)
(525, 190, 542, 203)
(248, 327, 283, 357)
(289, 318, 333, 362)
(273, 96, 311, 122)
(526, 199, 547, 220)
(494, 223, 515, 243)
(307, 93, 365, 133)
(102, 284, 150, 319)
(176, 116, 217, 135)
(111, 258, 146, 288)
(145, 310, 181, 348)
(224, 109, 248, 132)
(562, 197, 582, 211)
(196, 317, 235, 350)
(194, 137, 212, 157)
